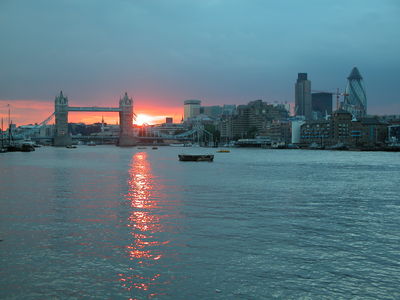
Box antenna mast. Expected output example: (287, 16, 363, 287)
(336, 88, 340, 110)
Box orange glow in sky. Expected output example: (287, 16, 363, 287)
(0, 99, 183, 126)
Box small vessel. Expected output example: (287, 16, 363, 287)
(170, 143, 184, 147)
(308, 142, 324, 150)
(20, 144, 35, 152)
(178, 154, 214, 162)
(287, 143, 299, 149)
(327, 143, 348, 150)
(271, 142, 286, 149)
(7, 143, 35, 152)
(137, 146, 147, 149)
(66, 145, 77, 149)
(6, 145, 20, 152)
(152, 146, 158, 150)
(87, 141, 96, 146)
(217, 149, 230, 153)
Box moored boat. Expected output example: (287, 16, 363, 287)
(327, 143, 348, 150)
(216, 149, 230, 153)
(178, 154, 214, 162)
(7, 143, 35, 152)
(21, 144, 35, 152)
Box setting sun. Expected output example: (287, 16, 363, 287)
(135, 114, 162, 125)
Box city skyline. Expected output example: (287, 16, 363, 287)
(1, 0, 399, 125)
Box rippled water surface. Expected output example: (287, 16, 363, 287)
(1, 146, 400, 299)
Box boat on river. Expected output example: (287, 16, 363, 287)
(7, 143, 35, 152)
(217, 149, 230, 153)
(178, 154, 214, 162)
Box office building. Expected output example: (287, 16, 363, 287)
(291, 116, 306, 144)
(221, 105, 236, 116)
(201, 105, 222, 119)
(183, 100, 201, 121)
(295, 73, 312, 120)
(312, 92, 333, 119)
(342, 67, 367, 119)
(388, 125, 400, 144)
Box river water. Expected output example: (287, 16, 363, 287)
(1, 146, 399, 299)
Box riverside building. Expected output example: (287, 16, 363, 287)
(219, 100, 289, 141)
(300, 110, 387, 148)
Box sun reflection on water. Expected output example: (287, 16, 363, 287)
(119, 151, 170, 297)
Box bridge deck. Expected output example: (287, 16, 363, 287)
(68, 106, 121, 112)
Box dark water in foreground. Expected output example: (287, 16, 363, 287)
(1, 146, 400, 299)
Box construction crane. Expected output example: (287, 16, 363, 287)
(312, 88, 349, 110)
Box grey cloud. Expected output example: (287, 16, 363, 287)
(0, 0, 399, 112)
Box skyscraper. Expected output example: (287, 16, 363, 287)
(312, 92, 333, 119)
(342, 67, 367, 119)
(295, 73, 312, 120)
(183, 100, 201, 121)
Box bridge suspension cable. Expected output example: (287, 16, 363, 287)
(19, 112, 55, 138)
(38, 112, 55, 127)
(151, 123, 214, 144)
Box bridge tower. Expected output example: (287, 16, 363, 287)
(53, 91, 72, 146)
(118, 92, 135, 146)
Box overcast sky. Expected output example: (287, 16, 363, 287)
(1, 0, 399, 123)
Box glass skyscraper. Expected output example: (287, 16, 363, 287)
(342, 67, 367, 119)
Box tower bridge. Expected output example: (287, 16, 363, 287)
(13, 91, 214, 147)
(54, 91, 135, 146)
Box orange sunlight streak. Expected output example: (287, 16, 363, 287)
(119, 152, 169, 296)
